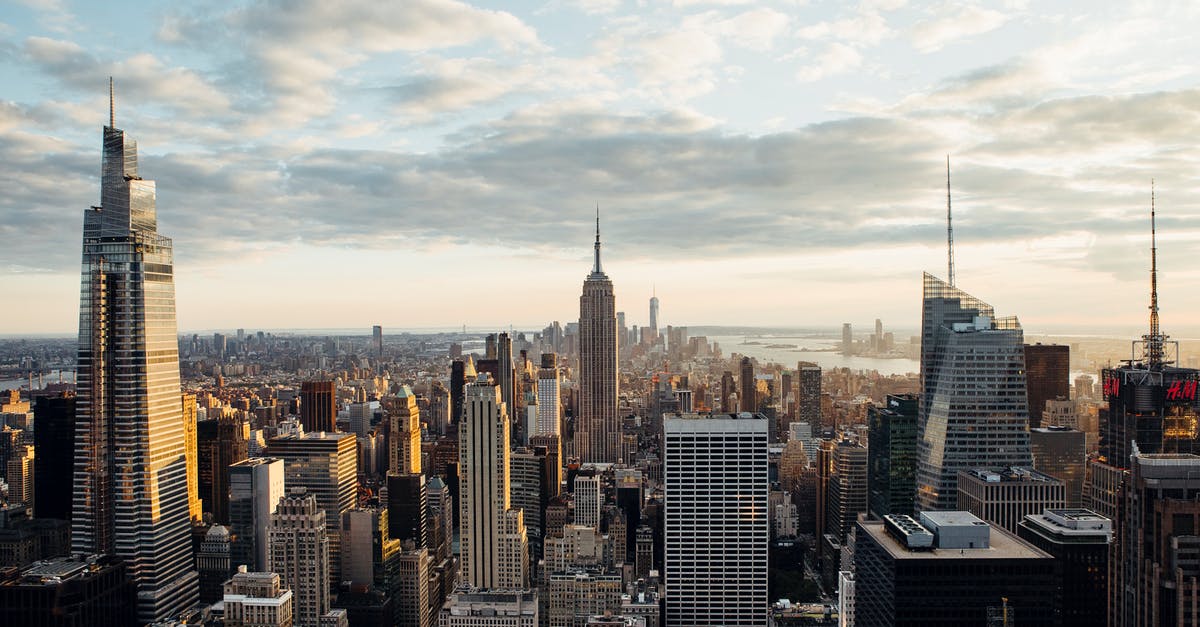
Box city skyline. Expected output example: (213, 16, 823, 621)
(2, 2, 1200, 335)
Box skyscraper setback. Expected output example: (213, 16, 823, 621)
(576, 212, 619, 464)
(71, 88, 199, 622)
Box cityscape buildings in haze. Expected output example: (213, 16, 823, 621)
(70, 90, 199, 623)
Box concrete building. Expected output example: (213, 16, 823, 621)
(197, 524, 233, 603)
(438, 590, 539, 627)
(664, 412, 768, 626)
(269, 489, 330, 627)
(546, 570, 623, 627)
(389, 386, 422, 475)
(222, 568, 295, 627)
(537, 354, 561, 437)
(576, 214, 620, 464)
(229, 457, 285, 572)
(574, 472, 602, 529)
(956, 467, 1066, 535)
(853, 511, 1056, 626)
(1017, 509, 1111, 627)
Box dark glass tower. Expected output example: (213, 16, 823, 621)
(867, 393, 918, 518)
(71, 87, 199, 622)
(1024, 343, 1070, 428)
(34, 392, 76, 520)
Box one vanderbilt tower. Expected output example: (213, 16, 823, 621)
(72, 81, 199, 622)
(576, 209, 620, 464)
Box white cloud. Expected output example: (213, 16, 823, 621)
(796, 42, 863, 82)
(911, 5, 1009, 53)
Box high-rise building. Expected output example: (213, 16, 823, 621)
(229, 457, 286, 572)
(853, 511, 1056, 626)
(841, 323, 852, 356)
(372, 325, 383, 359)
(796, 363, 821, 430)
(1112, 445, 1200, 626)
(1017, 509, 1111, 627)
(266, 431, 358, 587)
(576, 214, 620, 464)
(956, 467, 1066, 535)
(1029, 427, 1086, 507)
(300, 380, 337, 433)
(825, 440, 868, 545)
(269, 489, 330, 627)
(198, 414, 249, 523)
(387, 472, 428, 548)
(222, 568, 295, 627)
(511, 446, 550, 566)
(719, 371, 735, 413)
(341, 508, 402, 611)
(537, 354, 561, 437)
(664, 413, 767, 626)
(915, 274, 1033, 512)
(396, 548, 432, 627)
(1024, 343, 1070, 428)
(739, 357, 756, 413)
(70, 94, 199, 622)
(33, 392, 74, 521)
(648, 293, 659, 340)
(197, 524, 233, 603)
(390, 386, 422, 475)
(181, 393, 202, 523)
(867, 393, 918, 518)
(573, 472, 602, 529)
(460, 375, 529, 589)
(451, 359, 468, 428)
(497, 333, 516, 424)
(0, 554, 136, 626)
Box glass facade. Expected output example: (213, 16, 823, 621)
(915, 273, 1033, 512)
(72, 122, 199, 622)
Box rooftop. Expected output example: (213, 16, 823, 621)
(860, 519, 1051, 561)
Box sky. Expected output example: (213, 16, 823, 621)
(3, 0, 1200, 337)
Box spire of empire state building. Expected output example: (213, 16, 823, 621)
(577, 207, 619, 463)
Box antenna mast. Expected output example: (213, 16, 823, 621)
(1145, 180, 1165, 367)
(109, 77, 115, 128)
(946, 156, 955, 286)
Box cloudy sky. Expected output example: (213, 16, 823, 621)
(3, 0, 1200, 336)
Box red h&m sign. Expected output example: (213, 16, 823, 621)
(1103, 376, 1120, 397)
(1166, 380, 1198, 402)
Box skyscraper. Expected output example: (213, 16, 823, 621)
(372, 325, 383, 359)
(915, 274, 1033, 511)
(71, 88, 199, 622)
(1024, 343, 1070, 428)
(300, 380, 337, 433)
(269, 489, 330, 627)
(33, 392, 75, 521)
(497, 332, 516, 423)
(649, 292, 659, 340)
(867, 393, 918, 518)
(198, 414, 249, 523)
(460, 374, 529, 589)
(576, 212, 619, 464)
(796, 363, 821, 430)
(181, 393, 202, 523)
(536, 354, 561, 436)
(389, 386, 422, 475)
(229, 457, 285, 572)
(664, 412, 768, 626)
(739, 356, 756, 413)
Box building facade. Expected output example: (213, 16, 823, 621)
(867, 393, 918, 518)
(576, 217, 620, 464)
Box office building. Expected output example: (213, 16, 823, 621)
(530, 433, 562, 499)
(269, 489, 330, 627)
(956, 467, 1066, 535)
(916, 274, 1033, 512)
(387, 472, 428, 548)
(796, 363, 821, 430)
(438, 590, 539, 627)
(1017, 509, 1111, 627)
(497, 333, 516, 423)
(842, 323, 852, 356)
(739, 357, 756, 413)
(1112, 445, 1200, 626)
(1029, 427, 1086, 507)
(300, 380, 337, 433)
(267, 431, 358, 587)
(574, 472, 602, 529)
(854, 511, 1056, 626)
(70, 92, 199, 622)
(511, 446, 550, 565)
(396, 547, 432, 627)
(198, 414, 249, 523)
(372, 325, 383, 358)
(32, 392, 74, 521)
(0, 554, 136, 626)
(546, 570, 623, 627)
(182, 393, 202, 523)
(197, 524, 233, 603)
(390, 386, 422, 474)
(537, 354, 561, 437)
(664, 412, 767, 626)
(825, 439, 868, 548)
(648, 294, 659, 341)
(229, 457, 286, 572)
(1024, 343, 1070, 428)
(867, 393, 918, 518)
(222, 568, 295, 627)
(341, 507, 403, 624)
(451, 359, 469, 428)
(460, 375, 529, 590)
(576, 214, 620, 464)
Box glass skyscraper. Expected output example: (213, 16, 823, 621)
(71, 95, 199, 622)
(915, 273, 1033, 511)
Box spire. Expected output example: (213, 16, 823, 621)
(108, 77, 114, 128)
(946, 155, 955, 287)
(592, 203, 604, 275)
(1145, 179, 1165, 367)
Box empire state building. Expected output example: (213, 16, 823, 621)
(72, 84, 199, 622)
(576, 212, 620, 464)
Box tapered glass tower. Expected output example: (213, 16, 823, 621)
(72, 86, 199, 622)
(576, 211, 619, 463)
